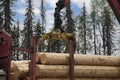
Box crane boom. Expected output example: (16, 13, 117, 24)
(107, 0, 120, 23)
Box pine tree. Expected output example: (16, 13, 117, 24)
(22, 0, 34, 59)
(24, 0, 34, 49)
(91, 0, 115, 55)
(76, 3, 92, 54)
(102, 6, 114, 55)
(11, 21, 20, 60)
(0, 0, 16, 34)
(0, 12, 3, 29)
(90, 0, 97, 55)
(34, 19, 42, 52)
(12, 22, 19, 47)
(40, 0, 46, 33)
(40, 0, 46, 52)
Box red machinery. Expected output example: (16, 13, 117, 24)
(0, 29, 36, 80)
(107, 0, 120, 23)
(0, 0, 120, 80)
(12, 36, 36, 80)
(0, 30, 11, 80)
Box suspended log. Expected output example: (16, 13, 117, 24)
(36, 65, 120, 78)
(11, 60, 30, 72)
(14, 64, 29, 79)
(36, 78, 120, 80)
(40, 53, 120, 66)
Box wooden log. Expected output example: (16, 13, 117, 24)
(10, 73, 15, 80)
(14, 65, 120, 79)
(36, 65, 120, 78)
(26, 77, 120, 80)
(36, 52, 43, 63)
(40, 53, 120, 66)
(36, 78, 120, 80)
(14, 64, 29, 79)
(11, 60, 30, 72)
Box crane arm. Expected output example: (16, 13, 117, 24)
(107, 0, 120, 23)
(54, 0, 70, 32)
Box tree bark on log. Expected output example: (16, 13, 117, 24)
(36, 65, 120, 78)
(40, 53, 120, 66)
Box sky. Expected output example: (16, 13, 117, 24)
(13, 0, 91, 32)
(12, 0, 120, 55)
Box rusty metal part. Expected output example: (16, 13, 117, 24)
(107, 0, 120, 23)
(12, 47, 32, 52)
(30, 36, 36, 80)
(12, 36, 36, 80)
(68, 41, 75, 80)
(0, 30, 11, 80)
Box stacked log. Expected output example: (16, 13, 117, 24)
(26, 77, 120, 80)
(36, 78, 120, 80)
(13, 65, 120, 79)
(14, 64, 29, 79)
(10, 60, 30, 80)
(40, 53, 120, 66)
(36, 65, 120, 78)
(10, 73, 15, 80)
(10, 53, 120, 80)
(11, 60, 30, 72)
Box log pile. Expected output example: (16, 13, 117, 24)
(10, 52, 120, 80)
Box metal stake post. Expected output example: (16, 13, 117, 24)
(68, 41, 74, 80)
(30, 36, 36, 80)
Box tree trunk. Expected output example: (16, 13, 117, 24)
(83, 4, 86, 54)
(93, 23, 97, 55)
(102, 25, 106, 55)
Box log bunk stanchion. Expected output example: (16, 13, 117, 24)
(66, 0, 75, 79)
(12, 36, 36, 80)
(68, 41, 75, 80)
(30, 36, 36, 80)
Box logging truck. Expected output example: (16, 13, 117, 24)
(0, 0, 120, 80)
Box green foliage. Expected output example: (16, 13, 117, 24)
(0, 0, 17, 34)
(23, 0, 34, 49)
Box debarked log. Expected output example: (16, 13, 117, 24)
(14, 64, 29, 79)
(36, 65, 120, 78)
(36, 78, 120, 80)
(11, 60, 30, 72)
(14, 64, 120, 79)
(40, 53, 120, 66)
